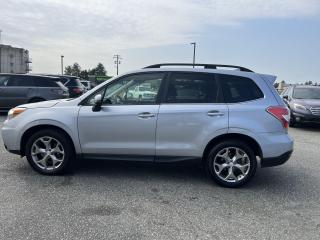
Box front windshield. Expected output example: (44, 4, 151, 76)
(293, 88, 320, 99)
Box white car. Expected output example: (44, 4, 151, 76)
(128, 85, 157, 100)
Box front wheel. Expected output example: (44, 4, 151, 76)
(205, 140, 257, 188)
(25, 129, 74, 175)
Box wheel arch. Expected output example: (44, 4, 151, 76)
(20, 124, 76, 156)
(202, 133, 263, 163)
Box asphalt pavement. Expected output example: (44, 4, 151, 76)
(0, 114, 319, 240)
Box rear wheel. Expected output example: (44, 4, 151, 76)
(205, 140, 257, 187)
(25, 129, 74, 175)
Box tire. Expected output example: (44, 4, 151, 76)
(25, 129, 74, 175)
(205, 140, 257, 188)
(28, 98, 45, 103)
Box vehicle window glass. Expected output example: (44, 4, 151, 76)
(280, 87, 289, 96)
(287, 87, 293, 97)
(0, 76, 9, 86)
(65, 78, 82, 87)
(7, 75, 34, 87)
(165, 73, 220, 103)
(85, 73, 165, 105)
(293, 88, 320, 99)
(33, 77, 57, 87)
(218, 74, 264, 103)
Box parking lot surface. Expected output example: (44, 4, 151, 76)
(0, 114, 319, 240)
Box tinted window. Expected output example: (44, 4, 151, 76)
(165, 73, 220, 103)
(65, 78, 82, 87)
(218, 74, 264, 103)
(293, 88, 320, 99)
(33, 77, 59, 87)
(0, 75, 9, 86)
(7, 75, 34, 87)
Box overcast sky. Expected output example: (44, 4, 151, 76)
(1, 0, 320, 83)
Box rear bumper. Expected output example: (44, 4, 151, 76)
(261, 150, 293, 168)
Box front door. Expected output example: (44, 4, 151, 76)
(78, 72, 166, 160)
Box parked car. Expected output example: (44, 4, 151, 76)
(127, 84, 157, 100)
(48, 75, 85, 97)
(280, 85, 320, 126)
(80, 80, 92, 91)
(0, 74, 69, 111)
(1, 63, 293, 187)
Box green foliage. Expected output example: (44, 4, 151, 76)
(64, 62, 107, 80)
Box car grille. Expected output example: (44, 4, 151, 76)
(310, 107, 320, 116)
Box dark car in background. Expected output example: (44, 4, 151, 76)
(281, 85, 320, 126)
(0, 74, 69, 111)
(48, 75, 85, 97)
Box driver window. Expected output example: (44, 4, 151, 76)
(86, 73, 165, 105)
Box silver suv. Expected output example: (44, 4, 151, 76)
(1, 63, 293, 187)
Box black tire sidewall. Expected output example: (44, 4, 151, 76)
(25, 129, 74, 175)
(206, 140, 257, 188)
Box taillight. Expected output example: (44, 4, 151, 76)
(266, 106, 290, 129)
(73, 87, 82, 94)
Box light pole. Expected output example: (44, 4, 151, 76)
(60, 55, 64, 75)
(190, 42, 196, 68)
(113, 54, 122, 75)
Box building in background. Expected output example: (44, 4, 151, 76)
(0, 44, 31, 73)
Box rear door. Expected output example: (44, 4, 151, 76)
(2, 75, 34, 108)
(155, 72, 229, 161)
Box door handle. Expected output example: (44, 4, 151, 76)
(207, 110, 224, 117)
(138, 112, 155, 118)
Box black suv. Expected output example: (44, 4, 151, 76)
(0, 74, 69, 111)
(48, 75, 85, 97)
(281, 85, 320, 126)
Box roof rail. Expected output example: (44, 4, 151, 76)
(143, 63, 254, 72)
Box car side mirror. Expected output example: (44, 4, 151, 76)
(92, 94, 102, 112)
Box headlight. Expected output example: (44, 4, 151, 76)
(293, 103, 307, 111)
(7, 107, 27, 120)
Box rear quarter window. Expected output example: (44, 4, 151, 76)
(65, 78, 82, 87)
(218, 74, 264, 103)
(33, 77, 59, 87)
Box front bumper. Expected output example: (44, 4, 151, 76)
(292, 111, 320, 123)
(261, 150, 293, 168)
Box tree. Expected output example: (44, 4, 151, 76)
(94, 63, 107, 76)
(71, 62, 81, 77)
(64, 66, 72, 75)
(79, 70, 89, 80)
(64, 62, 81, 76)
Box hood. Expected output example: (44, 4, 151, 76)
(18, 99, 62, 109)
(293, 98, 320, 107)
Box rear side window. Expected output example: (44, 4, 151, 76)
(7, 75, 34, 87)
(33, 77, 59, 87)
(218, 74, 264, 103)
(0, 76, 9, 86)
(165, 73, 221, 103)
(65, 78, 82, 87)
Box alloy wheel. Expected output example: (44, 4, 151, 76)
(213, 147, 250, 183)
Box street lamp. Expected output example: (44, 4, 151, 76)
(190, 42, 196, 68)
(61, 55, 64, 75)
